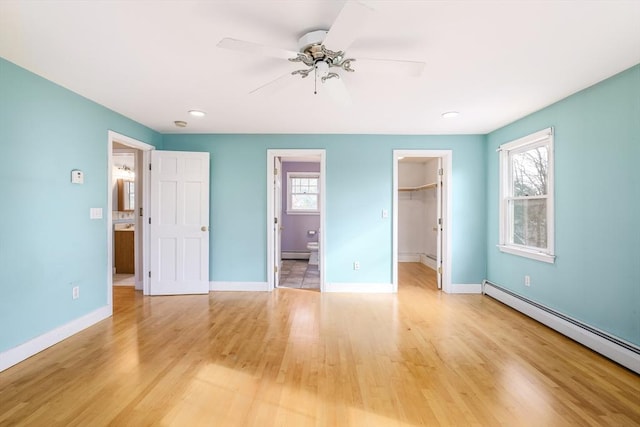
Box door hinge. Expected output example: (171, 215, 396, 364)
(274, 217, 278, 224)
(438, 168, 443, 176)
(437, 266, 442, 275)
(149, 163, 152, 171)
(274, 266, 278, 273)
(438, 218, 442, 225)
(274, 168, 278, 176)
(139, 207, 143, 217)
(148, 217, 151, 224)
(148, 271, 151, 278)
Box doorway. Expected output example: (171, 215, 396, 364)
(393, 150, 452, 293)
(267, 150, 326, 292)
(112, 148, 137, 288)
(107, 131, 153, 311)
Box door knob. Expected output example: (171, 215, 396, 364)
(201, 226, 208, 232)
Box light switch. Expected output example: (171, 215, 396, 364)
(90, 208, 103, 219)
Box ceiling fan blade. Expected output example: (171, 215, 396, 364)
(353, 58, 425, 77)
(217, 38, 299, 60)
(249, 72, 294, 96)
(323, 77, 352, 107)
(322, 1, 374, 50)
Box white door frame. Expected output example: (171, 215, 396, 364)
(393, 150, 452, 293)
(107, 131, 154, 312)
(273, 157, 282, 287)
(266, 149, 326, 292)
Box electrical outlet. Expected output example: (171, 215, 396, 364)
(524, 275, 531, 287)
(72, 286, 80, 299)
(353, 261, 360, 271)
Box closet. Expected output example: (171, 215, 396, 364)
(398, 157, 441, 286)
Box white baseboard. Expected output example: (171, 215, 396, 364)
(281, 251, 310, 260)
(210, 281, 270, 292)
(484, 282, 640, 375)
(0, 305, 111, 372)
(447, 283, 482, 294)
(324, 282, 395, 293)
(398, 253, 420, 262)
(399, 253, 438, 271)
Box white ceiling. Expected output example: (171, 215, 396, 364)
(1, 1, 639, 135)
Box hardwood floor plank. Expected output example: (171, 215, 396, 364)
(1, 263, 639, 426)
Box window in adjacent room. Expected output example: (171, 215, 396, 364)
(287, 172, 320, 214)
(498, 127, 555, 263)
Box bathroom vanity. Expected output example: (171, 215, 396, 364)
(114, 226, 135, 274)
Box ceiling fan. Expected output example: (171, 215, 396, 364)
(216, 1, 425, 105)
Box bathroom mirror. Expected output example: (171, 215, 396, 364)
(117, 179, 135, 211)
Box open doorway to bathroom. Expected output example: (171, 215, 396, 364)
(267, 150, 326, 292)
(107, 131, 153, 312)
(112, 147, 137, 288)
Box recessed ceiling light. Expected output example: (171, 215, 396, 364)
(188, 110, 206, 117)
(174, 120, 187, 128)
(441, 111, 460, 119)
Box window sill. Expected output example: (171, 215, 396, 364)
(497, 245, 555, 264)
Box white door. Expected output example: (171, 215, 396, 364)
(436, 158, 443, 290)
(150, 150, 210, 295)
(274, 157, 282, 286)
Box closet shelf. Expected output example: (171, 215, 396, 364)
(398, 182, 437, 192)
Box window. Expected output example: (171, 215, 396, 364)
(498, 127, 555, 263)
(287, 172, 320, 214)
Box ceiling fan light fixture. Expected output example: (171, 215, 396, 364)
(174, 120, 188, 128)
(441, 111, 460, 119)
(315, 61, 330, 78)
(188, 110, 206, 117)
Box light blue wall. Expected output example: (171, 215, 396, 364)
(0, 58, 162, 352)
(162, 134, 487, 286)
(486, 65, 640, 346)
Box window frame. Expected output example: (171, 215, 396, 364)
(286, 172, 320, 215)
(498, 127, 555, 263)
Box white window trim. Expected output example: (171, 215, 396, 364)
(286, 172, 320, 215)
(498, 127, 555, 263)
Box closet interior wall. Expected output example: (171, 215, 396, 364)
(398, 159, 439, 269)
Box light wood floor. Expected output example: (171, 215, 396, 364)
(1, 263, 639, 426)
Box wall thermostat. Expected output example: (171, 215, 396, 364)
(71, 169, 84, 184)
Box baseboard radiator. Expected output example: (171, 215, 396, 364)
(482, 280, 640, 374)
(281, 251, 310, 260)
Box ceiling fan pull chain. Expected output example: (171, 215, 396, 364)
(314, 64, 318, 95)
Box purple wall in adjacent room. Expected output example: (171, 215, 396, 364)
(281, 161, 320, 252)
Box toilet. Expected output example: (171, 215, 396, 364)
(307, 242, 319, 266)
